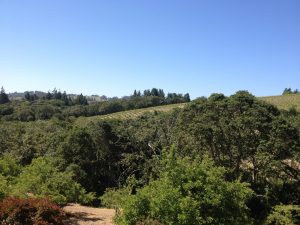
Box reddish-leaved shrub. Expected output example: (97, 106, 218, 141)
(0, 197, 65, 225)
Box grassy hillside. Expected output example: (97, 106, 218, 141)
(75, 103, 187, 126)
(75, 93, 300, 126)
(260, 93, 300, 111)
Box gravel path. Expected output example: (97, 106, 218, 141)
(63, 204, 115, 225)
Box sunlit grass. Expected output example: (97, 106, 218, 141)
(260, 93, 300, 111)
(75, 94, 300, 127)
(75, 103, 187, 126)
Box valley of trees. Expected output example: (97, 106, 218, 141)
(0, 88, 299, 224)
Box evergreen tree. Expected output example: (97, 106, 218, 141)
(151, 88, 159, 96)
(45, 91, 52, 100)
(52, 88, 58, 99)
(24, 91, 31, 101)
(75, 94, 88, 105)
(283, 88, 292, 95)
(144, 89, 151, 96)
(33, 94, 38, 101)
(24, 92, 38, 101)
(0, 87, 10, 104)
(184, 93, 191, 102)
(56, 90, 62, 100)
(62, 91, 71, 105)
(158, 89, 165, 98)
(133, 90, 138, 97)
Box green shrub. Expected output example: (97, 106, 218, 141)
(0, 155, 21, 199)
(265, 205, 300, 225)
(136, 217, 163, 225)
(0, 155, 21, 180)
(0, 175, 8, 199)
(101, 187, 130, 213)
(0, 197, 65, 225)
(116, 150, 253, 225)
(11, 157, 95, 205)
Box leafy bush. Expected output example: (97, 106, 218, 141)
(0, 155, 21, 180)
(265, 205, 300, 225)
(136, 217, 163, 225)
(0, 155, 21, 199)
(116, 150, 253, 225)
(101, 188, 130, 213)
(0, 197, 65, 225)
(0, 175, 8, 199)
(11, 157, 95, 205)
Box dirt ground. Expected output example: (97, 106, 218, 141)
(63, 204, 115, 225)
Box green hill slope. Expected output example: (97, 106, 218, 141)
(75, 93, 300, 126)
(260, 93, 300, 111)
(75, 103, 187, 126)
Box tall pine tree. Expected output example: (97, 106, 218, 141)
(0, 87, 10, 104)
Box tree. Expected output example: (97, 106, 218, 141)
(151, 88, 159, 97)
(24, 92, 38, 101)
(56, 90, 62, 100)
(283, 88, 293, 95)
(24, 91, 31, 101)
(75, 94, 88, 105)
(171, 91, 300, 221)
(61, 91, 72, 105)
(158, 89, 165, 98)
(115, 150, 253, 225)
(45, 91, 52, 100)
(183, 93, 190, 102)
(11, 157, 95, 204)
(265, 205, 300, 225)
(143, 89, 151, 96)
(0, 87, 10, 104)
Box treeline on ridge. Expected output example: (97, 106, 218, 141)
(0, 87, 190, 121)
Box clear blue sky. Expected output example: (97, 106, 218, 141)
(0, 0, 299, 98)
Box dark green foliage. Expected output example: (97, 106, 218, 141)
(169, 91, 300, 221)
(75, 93, 88, 105)
(24, 91, 39, 101)
(0, 104, 13, 116)
(58, 123, 123, 194)
(0, 87, 10, 104)
(183, 93, 190, 102)
(115, 150, 253, 225)
(0, 197, 65, 225)
(283, 88, 299, 95)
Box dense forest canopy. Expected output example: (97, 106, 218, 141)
(0, 88, 299, 224)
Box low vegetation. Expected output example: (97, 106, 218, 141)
(0, 197, 65, 225)
(261, 93, 300, 111)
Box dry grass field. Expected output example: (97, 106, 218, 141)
(260, 93, 300, 111)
